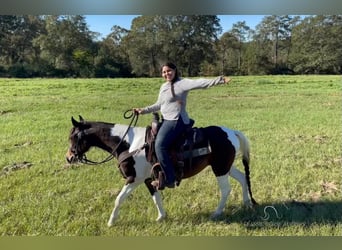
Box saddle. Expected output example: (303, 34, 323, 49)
(144, 112, 211, 189)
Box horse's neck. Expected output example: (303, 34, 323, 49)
(91, 127, 117, 154)
(81, 122, 120, 154)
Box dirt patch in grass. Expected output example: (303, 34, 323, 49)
(1, 161, 33, 176)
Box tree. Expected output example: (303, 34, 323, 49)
(168, 15, 222, 76)
(35, 15, 96, 77)
(0, 15, 45, 76)
(289, 15, 342, 74)
(215, 32, 240, 75)
(1, 15, 341, 77)
(94, 25, 131, 77)
(0, 16, 24, 66)
(124, 15, 222, 77)
(254, 15, 298, 74)
(231, 21, 250, 73)
(123, 16, 163, 76)
(242, 39, 261, 75)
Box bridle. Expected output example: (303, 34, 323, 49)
(73, 110, 140, 165)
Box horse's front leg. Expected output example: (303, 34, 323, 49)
(144, 178, 166, 221)
(229, 165, 252, 207)
(107, 182, 140, 227)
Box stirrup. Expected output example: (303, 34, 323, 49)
(151, 163, 166, 190)
(151, 171, 166, 190)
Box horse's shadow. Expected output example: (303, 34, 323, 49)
(189, 200, 342, 229)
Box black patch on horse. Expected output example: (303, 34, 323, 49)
(202, 126, 236, 176)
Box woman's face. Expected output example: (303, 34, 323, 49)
(162, 66, 176, 82)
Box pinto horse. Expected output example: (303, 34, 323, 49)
(66, 115, 257, 227)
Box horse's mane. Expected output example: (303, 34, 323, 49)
(83, 121, 115, 128)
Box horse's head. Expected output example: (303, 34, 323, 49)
(66, 115, 94, 164)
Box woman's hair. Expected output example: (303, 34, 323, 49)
(162, 62, 180, 84)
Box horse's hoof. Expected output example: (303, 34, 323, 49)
(243, 200, 256, 210)
(156, 214, 167, 222)
(210, 212, 223, 221)
(107, 219, 115, 227)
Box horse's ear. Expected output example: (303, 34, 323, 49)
(79, 115, 84, 123)
(71, 116, 80, 127)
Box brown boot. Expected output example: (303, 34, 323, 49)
(175, 161, 184, 186)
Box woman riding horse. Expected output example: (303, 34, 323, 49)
(134, 62, 231, 189)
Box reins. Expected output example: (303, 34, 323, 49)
(79, 109, 140, 165)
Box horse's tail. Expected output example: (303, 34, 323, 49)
(234, 130, 257, 205)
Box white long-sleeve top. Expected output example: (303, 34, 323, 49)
(141, 76, 225, 124)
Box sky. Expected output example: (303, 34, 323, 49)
(85, 15, 266, 39)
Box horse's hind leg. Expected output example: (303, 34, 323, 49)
(107, 182, 139, 227)
(212, 172, 231, 219)
(229, 165, 252, 207)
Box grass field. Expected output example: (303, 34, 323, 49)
(0, 75, 341, 236)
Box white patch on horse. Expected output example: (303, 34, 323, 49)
(110, 124, 151, 181)
(111, 124, 128, 138)
(128, 127, 146, 152)
(110, 124, 146, 152)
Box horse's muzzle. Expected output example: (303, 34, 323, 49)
(66, 156, 75, 164)
(66, 150, 78, 164)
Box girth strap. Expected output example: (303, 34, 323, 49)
(117, 144, 147, 166)
(180, 144, 212, 159)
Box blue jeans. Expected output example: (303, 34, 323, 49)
(155, 117, 186, 185)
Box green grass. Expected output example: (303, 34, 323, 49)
(0, 75, 341, 235)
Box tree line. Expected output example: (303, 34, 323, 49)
(0, 15, 341, 78)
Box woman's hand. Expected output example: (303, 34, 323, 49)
(224, 77, 232, 84)
(133, 108, 143, 115)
